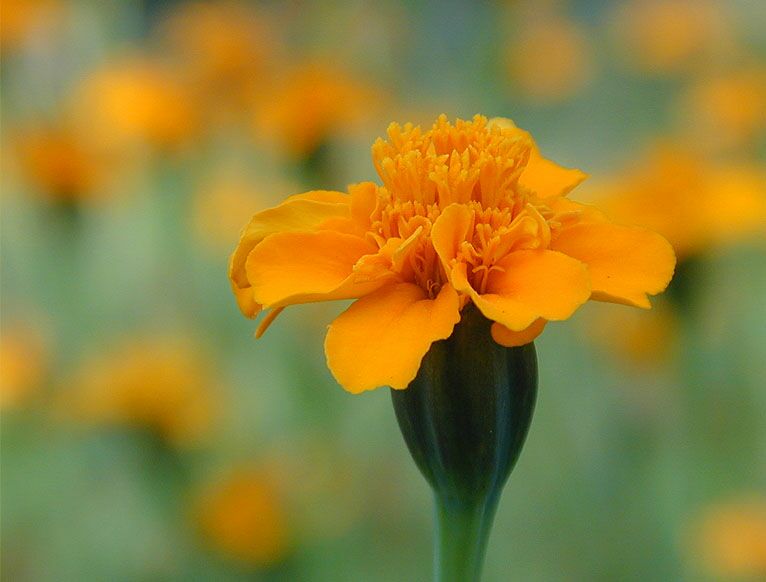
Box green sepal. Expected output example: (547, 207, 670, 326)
(391, 304, 538, 581)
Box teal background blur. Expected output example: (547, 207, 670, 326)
(2, 1, 765, 581)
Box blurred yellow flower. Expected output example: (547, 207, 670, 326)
(590, 145, 766, 259)
(191, 172, 297, 252)
(64, 337, 217, 446)
(681, 68, 766, 151)
(0, 324, 48, 410)
(0, 0, 62, 49)
(159, 1, 275, 112)
(253, 63, 380, 158)
(230, 115, 675, 393)
(71, 58, 197, 151)
(505, 15, 594, 103)
(588, 302, 677, 365)
(609, 0, 730, 75)
(689, 497, 766, 579)
(13, 124, 105, 201)
(195, 466, 289, 566)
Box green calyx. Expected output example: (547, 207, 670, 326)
(391, 304, 538, 581)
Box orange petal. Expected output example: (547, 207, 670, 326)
(325, 283, 461, 393)
(520, 144, 587, 198)
(491, 318, 547, 347)
(431, 203, 474, 272)
(246, 230, 382, 308)
(349, 181, 379, 228)
(229, 191, 350, 317)
(552, 222, 676, 308)
(473, 250, 590, 330)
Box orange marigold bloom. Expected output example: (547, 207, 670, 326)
(589, 145, 766, 259)
(505, 15, 594, 103)
(71, 58, 197, 151)
(195, 466, 289, 566)
(681, 68, 766, 151)
(608, 0, 730, 75)
(0, 323, 49, 410)
(63, 337, 217, 446)
(230, 115, 675, 393)
(13, 124, 106, 201)
(0, 0, 62, 50)
(689, 497, 766, 578)
(252, 63, 380, 158)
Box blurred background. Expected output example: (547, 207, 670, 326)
(2, 1, 765, 580)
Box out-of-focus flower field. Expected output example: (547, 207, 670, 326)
(2, 1, 765, 580)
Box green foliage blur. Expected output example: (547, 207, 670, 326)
(2, 1, 765, 581)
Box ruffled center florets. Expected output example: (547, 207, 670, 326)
(367, 115, 561, 295)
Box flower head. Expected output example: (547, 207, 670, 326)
(13, 123, 106, 202)
(0, 323, 49, 410)
(252, 63, 380, 158)
(195, 466, 289, 566)
(505, 15, 594, 103)
(590, 144, 766, 259)
(230, 115, 675, 393)
(71, 58, 197, 152)
(63, 337, 218, 446)
(688, 497, 766, 579)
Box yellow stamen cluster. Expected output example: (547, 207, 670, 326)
(368, 115, 563, 295)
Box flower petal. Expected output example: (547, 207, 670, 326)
(552, 222, 676, 308)
(229, 191, 350, 316)
(520, 144, 587, 199)
(471, 250, 591, 330)
(325, 283, 461, 393)
(431, 203, 474, 272)
(491, 318, 547, 347)
(247, 230, 382, 308)
(349, 181, 379, 228)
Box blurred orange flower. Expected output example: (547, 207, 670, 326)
(589, 145, 766, 259)
(505, 15, 594, 103)
(13, 124, 106, 201)
(0, 324, 49, 410)
(63, 337, 217, 446)
(681, 68, 766, 151)
(689, 497, 766, 579)
(588, 302, 677, 365)
(71, 58, 197, 152)
(609, 0, 730, 75)
(0, 0, 62, 49)
(159, 1, 276, 113)
(253, 63, 380, 158)
(191, 172, 297, 252)
(230, 115, 675, 393)
(195, 466, 289, 566)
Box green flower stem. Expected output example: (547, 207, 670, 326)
(434, 493, 500, 582)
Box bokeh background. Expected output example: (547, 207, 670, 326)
(2, 1, 766, 580)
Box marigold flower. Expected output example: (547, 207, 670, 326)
(588, 301, 677, 365)
(63, 337, 217, 446)
(195, 466, 289, 566)
(158, 1, 276, 118)
(0, 0, 62, 50)
(230, 115, 675, 394)
(13, 124, 106, 201)
(252, 63, 380, 158)
(680, 68, 766, 151)
(191, 168, 299, 253)
(608, 0, 730, 75)
(71, 58, 197, 151)
(505, 15, 594, 103)
(589, 145, 766, 259)
(0, 324, 49, 410)
(688, 497, 766, 578)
